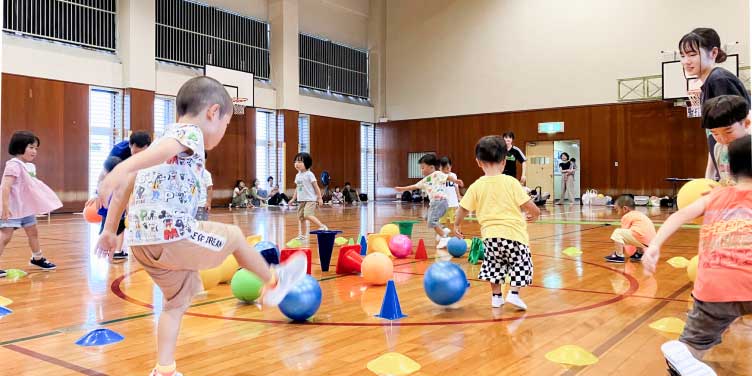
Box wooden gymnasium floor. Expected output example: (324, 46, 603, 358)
(1, 202, 751, 376)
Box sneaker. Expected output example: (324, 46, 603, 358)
(0, 269, 5, 278)
(630, 252, 644, 262)
(262, 253, 308, 307)
(437, 237, 449, 249)
(319, 225, 329, 231)
(506, 293, 528, 310)
(491, 295, 504, 308)
(295, 234, 307, 241)
(442, 228, 451, 237)
(661, 340, 717, 376)
(113, 250, 129, 260)
(149, 369, 182, 376)
(604, 253, 625, 263)
(29, 257, 56, 270)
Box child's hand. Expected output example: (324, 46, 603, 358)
(642, 246, 660, 275)
(455, 179, 464, 187)
(318, 198, 324, 206)
(453, 225, 463, 239)
(1, 207, 9, 221)
(86, 196, 102, 210)
(96, 230, 118, 259)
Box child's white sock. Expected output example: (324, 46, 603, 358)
(31, 251, 43, 260)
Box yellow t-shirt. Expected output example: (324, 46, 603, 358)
(459, 174, 531, 245)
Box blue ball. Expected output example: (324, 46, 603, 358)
(423, 261, 468, 305)
(447, 237, 467, 258)
(279, 275, 322, 321)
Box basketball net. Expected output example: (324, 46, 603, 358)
(232, 98, 247, 116)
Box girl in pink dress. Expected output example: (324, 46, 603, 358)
(0, 131, 62, 277)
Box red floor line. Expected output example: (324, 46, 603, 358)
(4, 344, 109, 376)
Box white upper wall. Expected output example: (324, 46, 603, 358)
(385, 0, 750, 120)
(299, 0, 369, 49)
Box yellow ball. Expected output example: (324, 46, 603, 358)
(380, 224, 400, 238)
(687, 255, 699, 283)
(678, 179, 720, 209)
(246, 234, 263, 247)
(199, 267, 222, 291)
(218, 255, 240, 283)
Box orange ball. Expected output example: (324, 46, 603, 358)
(83, 202, 102, 223)
(361, 253, 393, 285)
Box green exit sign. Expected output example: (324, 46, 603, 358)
(538, 122, 564, 134)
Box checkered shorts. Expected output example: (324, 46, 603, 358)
(478, 238, 533, 286)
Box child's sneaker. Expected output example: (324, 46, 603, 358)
(661, 340, 717, 376)
(604, 253, 625, 263)
(442, 228, 451, 237)
(506, 293, 528, 310)
(319, 225, 329, 231)
(436, 237, 449, 249)
(149, 368, 182, 376)
(29, 257, 56, 270)
(295, 234, 307, 241)
(630, 252, 643, 262)
(491, 294, 504, 308)
(0, 269, 6, 278)
(262, 253, 308, 307)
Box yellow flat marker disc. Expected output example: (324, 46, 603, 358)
(367, 352, 421, 375)
(545, 345, 599, 366)
(0, 296, 12, 307)
(562, 247, 582, 257)
(649, 317, 686, 334)
(666, 257, 690, 268)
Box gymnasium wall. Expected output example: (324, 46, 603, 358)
(385, 0, 750, 120)
(308, 115, 361, 190)
(375, 100, 706, 199)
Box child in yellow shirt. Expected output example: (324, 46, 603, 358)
(454, 136, 540, 309)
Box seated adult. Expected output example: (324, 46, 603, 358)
(266, 176, 290, 206)
(342, 182, 361, 204)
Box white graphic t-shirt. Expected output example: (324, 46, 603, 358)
(198, 169, 213, 207)
(127, 123, 205, 246)
(445, 172, 459, 207)
(295, 171, 317, 202)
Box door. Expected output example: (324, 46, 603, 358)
(554, 140, 581, 202)
(525, 141, 554, 198)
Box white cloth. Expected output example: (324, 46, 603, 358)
(295, 171, 317, 202)
(198, 169, 213, 206)
(445, 172, 459, 207)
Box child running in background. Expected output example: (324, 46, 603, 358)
(439, 156, 462, 245)
(290, 152, 327, 240)
(454, 136, 540, 309)
(396, 154, 463, 249)
(96, 76, 306, 376)
(0, 131, 62, 277)
(603, 195, 656, 263)
(643, 135, 752, 376)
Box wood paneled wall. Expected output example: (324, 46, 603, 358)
(377, 101, 706, 198)
(309, 114, 361, 189)
(205, 107, 255, 206)
(126, 88, 155, 136)
(281, 109, 300, 190)
(1, 74, 89, 212)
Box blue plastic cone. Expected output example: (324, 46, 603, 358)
(310, 230, 343, 272)
(375, 280, 407, 320)
(75, 328, 125, 346)
(0, 306, 12, 317)
(359, 235, 368, 256)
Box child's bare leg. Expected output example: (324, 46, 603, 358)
(156, 302, 190, 367)
(0, 228, 14, 258)
(22, 225, 41, 256)
(510, 286, 521, 293)
(491, 282, 502, 295)
(233, 244, 273, 283)
(298, 218, 305, 236)
(613, 242, 625, 257)
(306, 215, 324, 228)
(432, 225, 445, 237)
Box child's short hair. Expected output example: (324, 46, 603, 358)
(129, 131, 152, 148)
(344, 181, 351, 186)
(8, 131, 40, 156)
(294, 152, 313, 169)
(176, 76, 233, 118)
(418, 153, 439, 167)
(475, 136, 508, 163)
(235, 179, 245, 188)
(439, 156, 452, 167)
(502, 131, 515, 139)
(103, 156, 123, 173)
(267, 176, 274, 182)
(614, 195, 635, 209)
(702, 95, 749, 129)
(729, 135, 751, 178)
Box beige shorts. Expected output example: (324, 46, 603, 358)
(297, 201, 317, 220)
(610, 228, 647, 248)
(131, 221, 245, 310)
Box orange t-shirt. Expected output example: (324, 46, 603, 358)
(694, 186, 752, 302)
(621, 210, 656, 246)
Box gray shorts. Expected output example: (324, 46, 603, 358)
(0, 215, 37, 229)
(426, 199, 448, 228)
(680, 296, 752, 350)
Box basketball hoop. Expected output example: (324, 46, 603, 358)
(686, 89, 701, 118)
(232, 98, 247, 116)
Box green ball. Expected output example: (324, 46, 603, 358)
(230, 269, 264, 302)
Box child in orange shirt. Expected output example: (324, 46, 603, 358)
(644, 136, 752, 376)
(604, 195, 656, 263)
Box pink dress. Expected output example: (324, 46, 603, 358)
(0, 158, 62, 219)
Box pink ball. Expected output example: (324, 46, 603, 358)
(388, 235, 412, 259)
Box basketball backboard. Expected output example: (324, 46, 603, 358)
(204, 65, 255, 107)
(662, 54, 739, 100)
